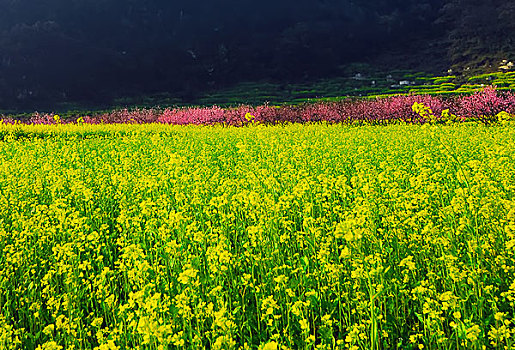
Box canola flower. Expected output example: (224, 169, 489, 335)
(0, 121, 514, 349)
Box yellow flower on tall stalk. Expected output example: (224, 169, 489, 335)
(260, 341, 278, 350)
(0, 122, 514, 349)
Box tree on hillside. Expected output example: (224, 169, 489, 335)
(437, 0, 515, 70)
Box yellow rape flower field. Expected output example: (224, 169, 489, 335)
(1, 122, 515, 350)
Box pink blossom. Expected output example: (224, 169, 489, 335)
(7, 86, 514, 126)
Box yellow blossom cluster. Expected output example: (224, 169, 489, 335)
(0, 121, 514, 349)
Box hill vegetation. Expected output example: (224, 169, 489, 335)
(0, 0, 513, 110)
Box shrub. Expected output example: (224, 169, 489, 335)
(4, 86, 514, 126)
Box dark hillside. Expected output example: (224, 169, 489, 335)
(0, 0, 513, 111)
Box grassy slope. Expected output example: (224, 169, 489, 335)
(2, 70, 514, 119)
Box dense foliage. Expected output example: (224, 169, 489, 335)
(1, 122, 515, 349)
(0, 0, 513, 109)
(2, 86, 514, 126)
